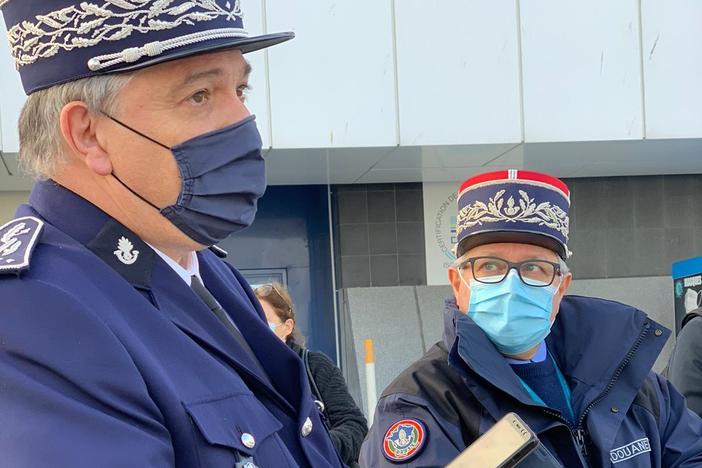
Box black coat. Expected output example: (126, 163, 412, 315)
(289, 341, 368, 466)
(667, 310, 702, 417)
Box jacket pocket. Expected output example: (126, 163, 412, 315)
(184, 392, 292, 467)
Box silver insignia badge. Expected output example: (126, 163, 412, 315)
(113, 236, 140, 265)
(0, 222, 31, 261)
(0, 216, 44, 274)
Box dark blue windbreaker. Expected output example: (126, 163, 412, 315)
(361, 296, 702, 467)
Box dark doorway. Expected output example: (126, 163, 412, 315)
(219, 185, 337, 361)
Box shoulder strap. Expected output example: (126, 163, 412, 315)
(302, 349, 330, 423)
(0, 216, 44, 276)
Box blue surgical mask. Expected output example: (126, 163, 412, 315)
(107, 114, 265, 246)
(467, 270, 559, 356)
(267, 321, 278, 332)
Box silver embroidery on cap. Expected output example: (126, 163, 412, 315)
(456, 189, 570, 238)
(7, 0, 247, 69)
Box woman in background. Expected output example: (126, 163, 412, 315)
(255, 283, 368, 467)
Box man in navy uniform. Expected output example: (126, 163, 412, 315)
(360, 170, 702, 467)
(0, 1, 342, 467)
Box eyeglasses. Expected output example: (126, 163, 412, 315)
(254, 283, 293, 311)
(455, 256, 561, 287)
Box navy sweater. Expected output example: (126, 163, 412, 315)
(510, 357, 574, 425)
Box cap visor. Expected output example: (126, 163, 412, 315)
(456, 231, 567, 260)
(107, 32, 294, 74)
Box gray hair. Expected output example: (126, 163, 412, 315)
(559, 257, 570, 274)
(17, 73, 134, 180)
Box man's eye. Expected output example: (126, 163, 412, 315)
(190, 90, 209, 104)
(237, 84, 250, 101)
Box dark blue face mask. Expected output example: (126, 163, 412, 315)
(105, 114, 266, 246)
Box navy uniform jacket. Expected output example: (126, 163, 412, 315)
(0, 181, 343, 468)
(360, 297, 702, 467)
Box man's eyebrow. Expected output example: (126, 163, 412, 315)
(173, 68, 224, 91)
(172, 61, 252, 92)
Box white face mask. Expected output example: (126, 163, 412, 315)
(685, 289, 702, 313)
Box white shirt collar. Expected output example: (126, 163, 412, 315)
(147, 243, 200, 286)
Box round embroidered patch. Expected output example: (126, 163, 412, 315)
(382, 418, 427, 462)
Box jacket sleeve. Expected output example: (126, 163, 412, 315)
(654, 373, 702, 467)
(0, 280, 174, 468)
(359, 393, 462, 468)
(666, 317, 702, 417)
(309, 351, 368, 465)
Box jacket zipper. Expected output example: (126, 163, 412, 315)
(539, 321, 651, 464)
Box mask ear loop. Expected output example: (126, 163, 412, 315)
(100, 111, 171, 212)
(101, 112, 171, 150)
(550, 264, 567, 294)
(452, 257, 473, 290)
(111, 172, 163, 211)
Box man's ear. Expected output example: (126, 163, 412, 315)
(550, 271, 572, 321)
(448, 268, 462, 299)
(59, 101, 112, 176)
(448, 268, 470, 312)
(558, 272, 572, 298)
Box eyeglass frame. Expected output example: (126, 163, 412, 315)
(453, 256, 563, 287)
(254, 283, 293, 312)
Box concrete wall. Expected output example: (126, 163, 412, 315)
(566, 175, 702, 279)
(0, 191, 29, 224)
(333, 183, 427, 288)
(344, 276, 674, 417)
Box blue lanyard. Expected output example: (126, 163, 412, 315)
(516, 351, 575, 424)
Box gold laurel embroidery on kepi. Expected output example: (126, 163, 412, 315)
(456, 189, 569, 238)
(7, 0, 243, 68)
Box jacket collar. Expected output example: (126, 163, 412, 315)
(442, 294, 670, 426)
(28, 180, 156, 289)
(26, 180, 298, 412)
(29, 180, 111, 245)
(443, 298, 538, 411)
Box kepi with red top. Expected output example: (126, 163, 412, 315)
(455, 169, 571, 259)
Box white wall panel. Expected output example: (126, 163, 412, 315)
(0, 12, 26, 153)
(395, 0, 521, 146)
(375, 143, 518, 169)
(642, 0, 702, 139)
(520, 0, 644, 142)
(266, 0, 397, 148)
(241, 0, 272, 148)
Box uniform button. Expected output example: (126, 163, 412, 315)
(241, 432, 256, 449)
(611, 407, 619, 414)
(301, 417, 313, 437)
(654, 329, 663, 337)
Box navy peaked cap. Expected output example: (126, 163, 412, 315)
(0, 0, 293, 94)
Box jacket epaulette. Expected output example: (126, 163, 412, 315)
(0, 216, 44, 275)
